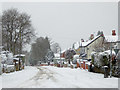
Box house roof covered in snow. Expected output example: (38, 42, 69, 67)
(61, 49, 67, 53)
(74, 35, 118, 49)
(104, 35, 118, 43)
(81, 35, 102, 47)
(13, 58, 19, 61)
(74, 35, 102, 49)
(54, 53, 60, 58)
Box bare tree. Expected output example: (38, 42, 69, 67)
(2, 8, 35, 55)
(65, 49, 76, 64)
(51, 43, 61, 53)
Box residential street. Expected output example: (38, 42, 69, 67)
(2, 66, 118, 88)
(0, 2, 119, 89)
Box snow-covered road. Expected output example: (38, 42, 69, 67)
(2, 66, 118, 88)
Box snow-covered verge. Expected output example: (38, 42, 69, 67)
(2, 66, 39, 88)
(2, 66, 118, 88)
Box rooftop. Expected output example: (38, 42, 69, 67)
(74, 35, 118, 49)
(104, 35, 118, 42)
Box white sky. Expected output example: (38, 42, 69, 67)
(0, 3, 2, 15)
(1, 2, 118, 51)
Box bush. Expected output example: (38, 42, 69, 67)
(91, 55, 94, 65)
(102, 55, 109, 66)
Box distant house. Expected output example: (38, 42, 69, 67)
(74, 30, 118, 60)
(60, 50, 66, 58)
(74, 34, 104, 60)
(104, 35, 118, 50)
(53, 53, 65, 66)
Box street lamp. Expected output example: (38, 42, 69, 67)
(59, 47, 61, 67)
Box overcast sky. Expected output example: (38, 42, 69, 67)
(2, 2, 118, 51)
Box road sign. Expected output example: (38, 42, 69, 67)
(114, 49, 119, 55)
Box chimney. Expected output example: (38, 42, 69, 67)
(112, 30, 116, 36)
(81, 39, 84, 42)
(90, 34, 94, 40)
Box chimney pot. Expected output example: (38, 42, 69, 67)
(112, 30, 116, 36)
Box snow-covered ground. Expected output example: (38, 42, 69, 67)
(0, 75, 2, 90)
(2, 66, 39, 88)
(2, 66, 118, 88)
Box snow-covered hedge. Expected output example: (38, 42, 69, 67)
(91, 50, 116, 68)
(1, 54, 7, 63)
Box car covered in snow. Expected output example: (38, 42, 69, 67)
(0, 51, 13, 65)
(13, 54, 25, 70)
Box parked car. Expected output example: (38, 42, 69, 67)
(1, 64, 15, 73)
(6, 65, 15, 73)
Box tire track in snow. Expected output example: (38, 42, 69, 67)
(17, 66, 57, 88)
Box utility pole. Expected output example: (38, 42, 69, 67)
(19, 29, 22, 70)
(60, 47, 61, 67)
(110, 42, 112, 78)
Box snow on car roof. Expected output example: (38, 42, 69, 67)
(0, 51, 9, 54)
(54, 57, 65, 60)
(13, 58, 19, 61)
(54, 53, 60, 58)
(14, 54, 25, 57)
(7, 65, 14, 68)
